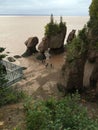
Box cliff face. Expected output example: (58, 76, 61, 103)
(61, 0, 98, 100)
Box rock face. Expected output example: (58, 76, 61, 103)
(90, 61, 98, 89)
(61, 54, 86, 94)
(66, 29, 76, 44)
(22, 36, 39, 57)
(38, 26, 66, 54)
(61, 29, 98, 99)
(60, 0, 98, 100)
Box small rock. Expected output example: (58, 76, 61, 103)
(7, 57, 16, 62)
(22, 67, 27, 70)
(14, 55, 21, 59)
(6, 51, 10, 54)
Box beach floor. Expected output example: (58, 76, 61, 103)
(15, 52, 66, 99)
(0, 53, 66, 130)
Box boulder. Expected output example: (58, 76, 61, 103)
(66, 29, 76, 44)
(7, 57, 16, 62)
(22, 36, 39, 57)
(14, 55, 21, 59)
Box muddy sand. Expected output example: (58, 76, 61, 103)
(0, 53, 66, 130)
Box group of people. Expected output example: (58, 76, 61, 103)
(42, 51, 53, 68)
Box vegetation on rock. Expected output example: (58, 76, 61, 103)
(45, 14, 66, 37)
(66, 26, 88, 63)
(88, 0, 98, 35)
(61, 0, 98, 98)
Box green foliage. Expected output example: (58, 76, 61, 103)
(0, 47, 5, 53)
(24, 93, 98, 130)
(95, 42, 98, 49)
(0, 47, 7, 87)
(66, 27, 88, 63)
(45, 15, 66, 36)
(45, 22, 59, 36)
(0, 65, 8, 87)
(89, 0, 98, 20)
(88, 0, 98, 35)
(0, 47, 25, 107)
(0, 87, 25, 107)
(13, 127, 21, 130)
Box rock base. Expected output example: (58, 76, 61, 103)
(49, 45, 65, 55)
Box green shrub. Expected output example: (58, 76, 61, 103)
(13, 127, 21, 130)
(66, 37, 84, 63)
(66, 27, 88, 63)
(0, 87, 25, 107)
(24, 93, 98, 130)
(45, 22, 60, 36)
(88, 0, 98, 35)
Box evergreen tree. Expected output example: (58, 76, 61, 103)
(88, 0, 98, 35)
(0, 47, 7, 87)
(89, 0, 98, 20)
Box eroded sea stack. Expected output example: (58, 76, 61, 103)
(22, 36, 39, 57)
(60, 0, 98, 100)
(38, 15, 67, 55)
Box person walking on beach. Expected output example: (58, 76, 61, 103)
(45, 51, 52, 68)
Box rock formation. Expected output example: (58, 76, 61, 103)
(7, 57, 16, 62)
(66, 29, 76, 44)
(60, 0, 98, 100)
(38, 15, 67, 56)
(22, 36, 39, 57)
(38, 30, 66, 54)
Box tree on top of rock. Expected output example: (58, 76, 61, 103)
(0, 47, 7, 87)
(45, 14, 66, 37)
(89, 0, 98, 19)
(88, 0, 98, 35)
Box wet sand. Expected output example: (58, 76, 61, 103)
(13, 52, 66, 99)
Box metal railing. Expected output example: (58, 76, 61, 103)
(1, 60, 23, 86)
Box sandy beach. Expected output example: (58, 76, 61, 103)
(12, 52, 66, 99)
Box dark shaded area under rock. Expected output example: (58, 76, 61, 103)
(49, 45, 65, 55)
(36, 52, 46, 61)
